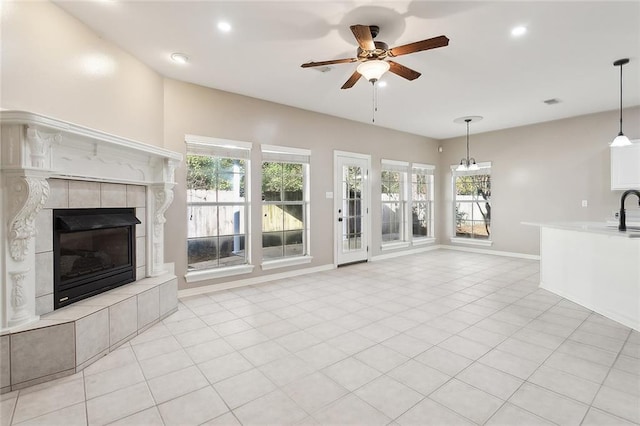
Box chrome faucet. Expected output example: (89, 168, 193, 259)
(619, 189, 640, 231)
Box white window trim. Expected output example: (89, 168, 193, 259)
(186, 134, 252, 151)
(450, 237, 493, 247)
(260, 145, 311, 262)
(381, 241, 411, 251)
(381, 160, 409, 246)
(410, 163, 435, 244)
(185, 135, 253, 272)
(261, 145, 311, 156)
(185, 264, 255, 283)
(451, 161, 492, 245)
(261, 255, 313, 271)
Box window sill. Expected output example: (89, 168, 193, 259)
(185, 264, 254, 283)
(261, 256, 313, 271)
(412, 237, 436, 246)
(450, 237, 493, 247)
(381, 241, 410, 251)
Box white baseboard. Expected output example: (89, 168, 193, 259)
(178, 264, 335, 298)
(371, 244, 440, 262)
(438, 244, 540, 260)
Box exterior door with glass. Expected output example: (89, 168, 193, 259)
(335, 152, 370, 265)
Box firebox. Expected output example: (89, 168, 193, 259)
(53, 208, 141, 309)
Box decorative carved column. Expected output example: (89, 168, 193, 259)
(3, 171, 50, 329)
(149, 183, 175, 277)
(148, 158, 178, 277)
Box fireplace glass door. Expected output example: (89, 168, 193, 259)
(54, 208, 140, 309)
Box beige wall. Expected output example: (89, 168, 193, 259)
(0, 1, 164, 146)
(5, 1, 639, 290)
(437, 107, 640, 255)
(163, 78, 440, 290)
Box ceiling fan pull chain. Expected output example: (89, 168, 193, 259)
(372, 83, 376, 123)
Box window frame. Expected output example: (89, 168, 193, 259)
(184, 135, 254, 283)
(410, 163, 436, 245)
(260, 145, 312, 270)
(381, 159, 409, 249)
(450, 161, 493, 246)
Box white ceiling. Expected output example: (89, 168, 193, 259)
(55, 1, 640, 140)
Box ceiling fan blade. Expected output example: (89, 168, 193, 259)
(388, 60, 421, 81)
(388, 35, 449, 57)
(350, 25, 375, 51)
(301, 58, 358, 68)
(341, 70, 362, 89)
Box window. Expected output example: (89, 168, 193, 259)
(185, 136, 251, 274)
(452, 163, 491, 243)
(381, 160, 408, 245)
(411, 164, 435, 240)
(261, 145, 310, 264)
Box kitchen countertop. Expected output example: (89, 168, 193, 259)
(522, 221, 640, 239)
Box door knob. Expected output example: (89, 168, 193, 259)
(338, 218, 343, 222)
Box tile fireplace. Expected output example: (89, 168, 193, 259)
(0, 111, 182, 391)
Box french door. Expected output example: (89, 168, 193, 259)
(334, 151, 370, 265)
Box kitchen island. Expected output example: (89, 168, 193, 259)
(525, 222, 640, 331)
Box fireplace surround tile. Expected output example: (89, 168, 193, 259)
(127, 185, 146, 208)
(159, 279, 179, 317)
(35, 209, 53, 254)
(76, 309, 110, 367)
(45, 179, 69, 209)
(101, 183, 127, 208)
(136, 236, 146, 269)
(35, 295, 54, 316)
(110, 297, 138, 349)
(10, 323, 75, 387)
(1, 336, 9, 391)
(68, 181, 101, 208)
(138, 287, 160, 331)
(136, 207, 146, 237)
(35, 251, 53, 297)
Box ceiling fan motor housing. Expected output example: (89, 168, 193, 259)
(357, 41, 390, 60)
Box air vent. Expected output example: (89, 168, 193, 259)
(314, 66, 332, 73)
(543, 98, 561, 105)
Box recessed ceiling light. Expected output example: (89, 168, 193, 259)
(217, 21, 232, 32)
(511, 26, 527, 37)
(170, 53, 189, 64)
(377, 80, 387, 88)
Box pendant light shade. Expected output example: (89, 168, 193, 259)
(357, 60, 390, 83)
(610, 58, 632, 147)
(454, 116, 483, 171)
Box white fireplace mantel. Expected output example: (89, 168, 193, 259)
(0, 111, 182, 332)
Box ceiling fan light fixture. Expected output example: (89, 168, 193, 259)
(357, 60, 390, 83)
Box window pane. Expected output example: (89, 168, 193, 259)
(218, 205, 245, 235)
(283, 163, 303, 201)
(188, 236, 217, 269)
(262, 232, 284, 259)
(188, 205, 218, 238)
(262, 162, 282, 201)
(285, 230, 304, 256)
(218, 235, 246, 266)
(262, 205, 284, 232)
(473, 221, 490, 239)
(283, 204, 304, 230)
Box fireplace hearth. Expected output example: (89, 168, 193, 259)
(54, 208, 141, 308)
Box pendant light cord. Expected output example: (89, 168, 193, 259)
(619, 61, 624, 134)
(465, 119, 471, 165)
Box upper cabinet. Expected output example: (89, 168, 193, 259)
(611, 141, 640, 190)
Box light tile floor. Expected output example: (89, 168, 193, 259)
(2, 250, 639, 425)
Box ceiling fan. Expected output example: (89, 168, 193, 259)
(301, 25, 449, 89)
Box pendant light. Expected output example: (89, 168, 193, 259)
(610, 58, 631, 147)
(454, 116, 483, 171)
